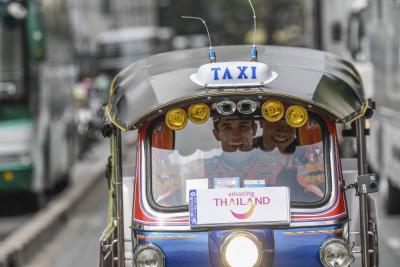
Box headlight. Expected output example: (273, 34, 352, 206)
(319, 238, 352, 267)
(221, 232, 262, 267)
(134, 243, 165, 267)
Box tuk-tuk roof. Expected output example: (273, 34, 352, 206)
(107, 45, 367, 130)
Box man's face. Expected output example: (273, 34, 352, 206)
(262, 119, 296, 153)
(213, 117, 257, 152)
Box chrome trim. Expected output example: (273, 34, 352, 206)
(115, 131, 125, 267)
(236, 99, 259, 114)
(214, 100, 236, 115)
(139, 144, 188, 221)
(291, 135, 338, 214)
(342, 221, 350, 242)
(131, 218, 348, 232)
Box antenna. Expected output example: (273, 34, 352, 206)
(181, 16, 216, 63)
(248, 0, 258, 61)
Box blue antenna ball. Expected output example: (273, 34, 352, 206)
(251, 46, 258, 61)
(209, 48, 216, 63)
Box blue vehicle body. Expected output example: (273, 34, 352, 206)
(137, 225, 343, 267)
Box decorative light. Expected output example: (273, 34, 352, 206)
(188, 103, 210, 124)
(261, 100, 284, 122)
(214, 100, 236, 115)
(237, 100, 258, 115)
(285, 105, 308, 128)
(165, 108, 188, 130)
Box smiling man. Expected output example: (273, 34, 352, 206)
(212, 116, 257, 152)
(260, 119, 297, 154)
(204, 116, 268, 187)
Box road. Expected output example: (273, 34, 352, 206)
(25, 178, 107, 267)
(376, 195, 400, 267)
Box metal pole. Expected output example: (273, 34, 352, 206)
(115, 130, 125, 267)
(314, 0, 324, 50)
(356, 117, 370, 267)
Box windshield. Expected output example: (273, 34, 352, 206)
(150, 114, 327, 208)
(0, 15, 25, 101)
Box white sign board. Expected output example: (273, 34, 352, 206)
(190, 61, 278, 88)
(189, 187, 290, 227)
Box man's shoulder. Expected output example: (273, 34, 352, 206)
(204, 156, 222, 169)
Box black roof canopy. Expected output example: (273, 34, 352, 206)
(107, 45, 366, 130)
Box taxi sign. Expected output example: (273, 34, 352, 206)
(190, 61, 278, 88)
(189, 187, 290, 227)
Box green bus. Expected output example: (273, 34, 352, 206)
(0, 0, 76, 209)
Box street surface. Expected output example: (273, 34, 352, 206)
(25, 177, 107, 267)
(0, 140, 108, 266)
(0, 215, 31, 241)
(377, 196, 400, 267)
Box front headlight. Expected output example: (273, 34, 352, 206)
(221, 232, 262, 267)
(320, 238, 352, 267)
(134, 243, 165, 267)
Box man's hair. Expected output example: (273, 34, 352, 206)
(213, 117, 256, 131)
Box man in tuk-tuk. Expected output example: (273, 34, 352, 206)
(207, 115, 324, 200)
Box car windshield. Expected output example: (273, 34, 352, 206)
(150, 114, 327, 208)
(0, 15, 25, 101)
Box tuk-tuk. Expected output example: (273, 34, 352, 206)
(99, 44, 378, 267)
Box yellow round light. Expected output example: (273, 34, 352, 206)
(165, 108, 188, 130)
(3, 171, 14, 182)
(285, 105, 308, 128)
(188, 103, 210, 124)
(261, 100, 284, 122)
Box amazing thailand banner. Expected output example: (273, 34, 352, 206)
(189, 187, 290, 227)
